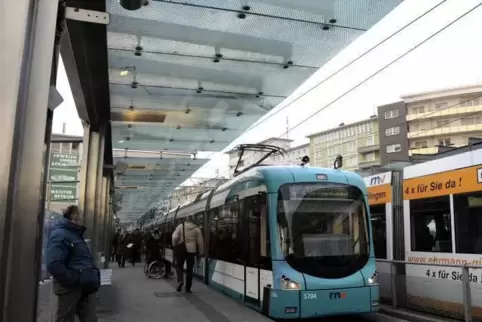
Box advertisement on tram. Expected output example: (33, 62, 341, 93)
(402, 149, 482, 319)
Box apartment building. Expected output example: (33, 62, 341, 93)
(307, 116, 380, 171)
(226, 138, 309, 175)
(378, 85, 482, 165)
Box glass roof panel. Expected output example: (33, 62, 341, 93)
(106, 0, 402, 222)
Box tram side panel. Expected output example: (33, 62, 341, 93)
(365, 172, 394, 301)
(402, 154, 482, 320)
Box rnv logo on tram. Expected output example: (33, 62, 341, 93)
(329, 291, 347, 300)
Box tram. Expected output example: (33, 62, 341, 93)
(365, 148, 482, 320)
(156, 151, 379, 319)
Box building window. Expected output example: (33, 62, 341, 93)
(386, 144, 401, 153)
(345, 141, 356, 151)
(365, 152, 375, 162)
(385, 126, 400, 136)
(71, 142, 80, 154)
(436, 119, 450, 128)
(414, 141, 428, 149)
(461, 116, 482, 126)
(460, 98, 479, 107)
(366, 135, 374, 145)
(384, 109, 399, 119)
(327, 147, 336, 155)
(61, 143, 70, 153)
(435, 102, 448, 110)
(51, 143, 61, 153)
(346, 157, 357, 166)
(438, 138, 451, 146)
(411, 106, 425, 114)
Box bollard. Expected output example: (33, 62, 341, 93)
(390, 262, 397, 309)
(462, 265, 472, 322)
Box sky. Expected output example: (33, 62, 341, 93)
(53, 0, 482, 183)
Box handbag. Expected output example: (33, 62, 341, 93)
(173, 222, 187, 257)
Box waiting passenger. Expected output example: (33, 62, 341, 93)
(172, 216, 204, 293)
(46, 205, 100, 322)
(111, 228, 121, 261)
(128, 228, 142, 266)
(117, 230, 129, 268)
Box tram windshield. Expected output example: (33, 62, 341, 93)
(277, 183, 370, 278)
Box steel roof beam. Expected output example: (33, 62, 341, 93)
(248, 0, 334, 18)
(109, 52, 264, 91)
(108, 16, 292, 60)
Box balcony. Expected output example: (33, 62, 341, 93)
(357, 144, 380, 154)
(358, 160, 381, 169)
(408, 124, 482, 139)
(408, 146, 438, 156)
(406, 105, 482, 121)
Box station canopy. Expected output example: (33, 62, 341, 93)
(108, 0, 402, 222)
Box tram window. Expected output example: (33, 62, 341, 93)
(453, 191, 482, 254)
(370, 204, 387, 259)
(212, 201, 239, 263)
(243, 195, 271, 269)
(194, 212, 205, 250)
(410, 196, 452, 253)
(209, 208, 220, 260)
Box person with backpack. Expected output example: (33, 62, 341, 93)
(46, 205, 100, 322)
(172, 216, 204, 293)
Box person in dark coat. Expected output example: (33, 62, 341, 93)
(111, 228, 121, 261)
(145, 229, 162, 264)
(116, 231, 129, 268)
(46, 205, 100, 322)
(128, 229, 142, 266)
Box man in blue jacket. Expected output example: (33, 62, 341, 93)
(47, 205, 100, 322)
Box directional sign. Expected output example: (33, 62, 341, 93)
(50, 186, 77, 201)
(49, 152, 80, 203)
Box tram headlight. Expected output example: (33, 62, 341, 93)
(368, 271, 379, 285)
(280, 275, 300, 290)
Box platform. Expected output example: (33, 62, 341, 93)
(38, 264, 427, 322)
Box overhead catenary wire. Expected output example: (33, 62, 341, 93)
(183, 2, 482, 187)
(241, 0, 449, 135)
(276, 2, 482, 140)
(185, 0, 453, 178)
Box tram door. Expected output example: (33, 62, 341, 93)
(243, 194, 267, 308)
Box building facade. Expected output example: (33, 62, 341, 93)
(307, 116, 380, 171)
(378, 85, 482, 165)
(170, 178, 228, 208)
(377, 101, 410, 165)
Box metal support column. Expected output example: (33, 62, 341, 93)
(106, 190, 114, 267)
(99, 176, 108, 265)
(78, 122, 91, 212)
(94, 126, 106, 265)
(102, 177, 111, 268)
(83, 130, 100, 251)
(0, 0, 60, 320)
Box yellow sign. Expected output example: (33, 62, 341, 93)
(403, 165, 482, 200)
(367, 184, 392, 205)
